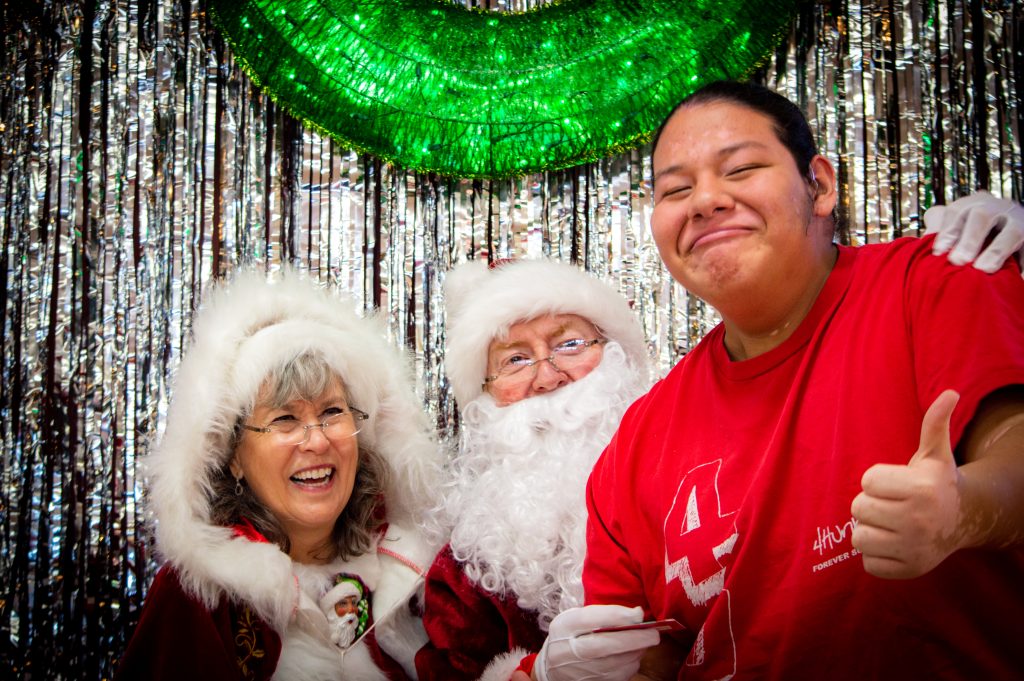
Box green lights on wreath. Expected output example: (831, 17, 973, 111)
(210, 0, 798, 178)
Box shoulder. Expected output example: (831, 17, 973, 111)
(603, 342, 711, 448)
(426, 544, 461, 580)
(878, 235, 1024, 312)
(852, 235, 1021, 288)
(838, 237, 1024, 333)
(839, 235, 937, 284)
(424, 544, 490, 604)
(589, 342, 718, 502)
(136, 564, 210, 616)
(850, 234, 932, 264)
(118, 565, 281, 681)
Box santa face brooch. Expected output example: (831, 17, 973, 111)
(320, 573, 372, 649)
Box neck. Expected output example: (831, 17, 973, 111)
(287, 528, 334, 564)
(721, 244, 837, 361)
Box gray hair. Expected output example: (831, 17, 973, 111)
(209, 351, 387, 561)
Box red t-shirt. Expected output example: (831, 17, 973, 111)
(585, 237, 1024, 680)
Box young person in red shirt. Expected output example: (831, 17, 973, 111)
(582, 81, 1024, 680)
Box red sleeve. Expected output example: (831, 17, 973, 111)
(904, 237, 1024, 448)
(583, 421, 649, 609)
(115, 565, 281, 681)
(415, 545, 545, 681)
(516, 653, 538, 674)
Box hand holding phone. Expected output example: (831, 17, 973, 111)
(535, 605, 660, 681)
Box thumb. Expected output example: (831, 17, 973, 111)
(911, 390, 959, 464)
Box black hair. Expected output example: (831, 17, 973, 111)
(651, 80, 818, 177)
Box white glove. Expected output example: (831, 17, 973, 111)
(924, 190, 1024, 275)
(534, 605, 660, 681)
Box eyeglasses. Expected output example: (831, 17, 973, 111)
(241, 407, 368, 446)
(483, 338, 605, 387)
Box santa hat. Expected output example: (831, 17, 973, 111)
(443, 259, 648, 408)
(145, 268, 440, 632)
(319, 576, 365, 612)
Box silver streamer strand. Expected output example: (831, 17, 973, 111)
(0, 0, 1020, 677)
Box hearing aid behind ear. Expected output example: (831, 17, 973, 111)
(808, 168, 821, 194)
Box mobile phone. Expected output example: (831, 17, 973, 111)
(591, 618, 685, 634)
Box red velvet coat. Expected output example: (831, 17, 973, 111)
(415, 544, 547, 680)
(116, 566, 281, 681)
(116, 564, 412, 681)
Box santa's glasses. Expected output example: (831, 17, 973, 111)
(241, 406, 368, 446)
(483, 338, 605, 387)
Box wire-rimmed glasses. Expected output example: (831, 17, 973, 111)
(483, 338, 605, 388)
(241, 406, 368, 446)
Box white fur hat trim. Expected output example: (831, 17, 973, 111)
(444, 259, 648, 407)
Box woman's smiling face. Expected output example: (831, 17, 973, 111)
(230, 379, 360, 557)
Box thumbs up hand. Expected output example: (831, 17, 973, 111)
(851, 390, 966, 579)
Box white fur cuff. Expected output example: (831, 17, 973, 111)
(478, 647, 534, 681)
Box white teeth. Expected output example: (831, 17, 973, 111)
(291, 466, 334, 482)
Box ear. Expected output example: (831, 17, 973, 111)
(229, 454, 244, 480)
(808, 155, 837, 218)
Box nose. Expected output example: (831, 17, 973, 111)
(689, 176, 734, 220)
(530, 356, 568, 394)
(299, 423, 331, 451)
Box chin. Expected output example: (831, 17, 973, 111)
(673, 265, 738, 303)
(292, 503, 347, 532)
(690, 244, 771, 297)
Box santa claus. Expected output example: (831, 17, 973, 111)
(415, 259, 661, 681)
(320, 575, 371, 649)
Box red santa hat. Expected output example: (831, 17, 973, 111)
(443, 258, 648, 408)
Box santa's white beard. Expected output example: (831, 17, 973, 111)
(428, 343, 647, 631)
(328, 610, 359, 648)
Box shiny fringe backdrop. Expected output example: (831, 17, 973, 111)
(0, 0, 1021, 677)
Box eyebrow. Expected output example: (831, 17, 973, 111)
(317, 394, 347, 408)
(653, 140, 770, 182)
(492, 323, 576, 352)
(267, 393, 347, 411)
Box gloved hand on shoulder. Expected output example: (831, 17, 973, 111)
(925, 190, 1024, 276)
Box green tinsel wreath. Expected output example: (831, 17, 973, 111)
(210, 0, 798, 178)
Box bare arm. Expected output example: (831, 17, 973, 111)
(852, 386, 1024, 579)
(954, 385, 1024, 549)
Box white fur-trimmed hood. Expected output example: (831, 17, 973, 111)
(444, 259, 649, 408)
(145, 268, 441, 634)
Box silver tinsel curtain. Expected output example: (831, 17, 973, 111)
(0, 0, 1020, 677)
